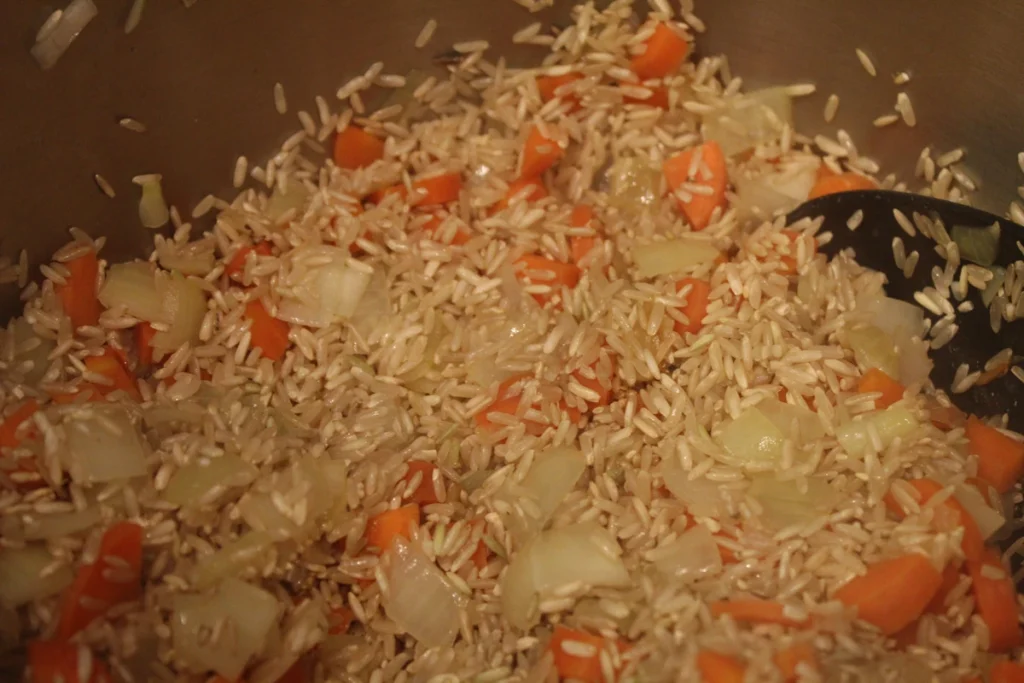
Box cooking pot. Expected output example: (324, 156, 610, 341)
(3, 0, 1024, 323)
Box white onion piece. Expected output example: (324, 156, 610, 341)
(748, 475, 841, 529)
(649, 524, 723, 580)
(836, 406, 919, 457)
(64, 406, 148, 484)
(383, 536, 464, 648)
(99, 262, 166, 323)
(265, 183, 310, 222)
(151, 274, 207, 353)
(238, 457, 334, 541)
(854, 293, 933, 385)
(661, 468, 727, 518)
(501, 523, 630, 629)
(134, 174, 170, 228)
(607, 157, 660, 214)
(954, 484, 1005, 540)
(31, 0, 97, 69)
(855, 293, 926, 345)
(717, 407, 785, 465)
(349, 269, 389, 341)
(758, 398, 826, 440)
(503, 447, 585, 542)
(162, 455, 258, 508)
(191, 532, 273, 591)
(8, 318, 56, 384)
(733, 161, 818, 220)
(172, 578, 280, 681)
(703, 87, 793, 157)
(9, 506, 102, 541)
(847, 324, 900, 379)
(277, 247, 373, 328)
(898, 337, 934, 387)
(157, 238, 216, 277)
(0, 545, 73, 608)
(633, 238, 721, 278)
(248, 597, 327, 683)
(320, 263, 372, 320)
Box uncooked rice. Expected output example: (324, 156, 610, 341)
(2, 3, 1023, 683)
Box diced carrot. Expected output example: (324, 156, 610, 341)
(474, 374, 581, 436)
(57, 521, 144, 639)
(0, 399, 39, 450)
(773, 643, 817, 683)
(244, 300, 291, 362)
(369, 173, 463, 208)
(883, 478, 983, 562)
(401, 460, 440, 506)
(571, 236, 599, 265)
(328, 605, 355, 635)
(856, 368, 905, 409)
(675, 278, 711, 336)
(135, 322, 158, 368)
(333, 126, 386, 170)
(491, 177, 549, 214)
(29, 640, 113, 683)
(709, 599, 810, 628)
(226, 242, 274, 281)
(572, 356, 617, 409)
(571, 204, 595, 228)
(968, 548, 1022, 652)
(624, 85, 670, 109)
(966, 416, 1024, 494)
(422, 214, 471, 246)
(926, 562, 962, 615)
(471, 538, 490, 570)
(778, 230, 818, 275)
(833, 553, 943, 636)
(367, 184, 407, 205)
(663, 141, 729, 231)
(807, 172, 877, 200)
(716, 537, 739, 565)
(696, 650, 746, 683)
(537, 72, 583, 109)
(515, 254, 581, 306)
(365, 504, 420, 552)
(520, 125, 564, 179)
(991, 661, 1024, 683)
(549, 626, 626, 683)
(84, 348, 141, 401)
(631, 22, 689, 81)
(56, 250, 101, 330)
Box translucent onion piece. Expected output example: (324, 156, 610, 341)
(855, 293, 926, 346)
(758, 398, 825, 441)
(64, 406, 148, 484)
(501, 523, 630, 630)
(847, 324, 900, 378)
(31, 0, 98, 70)
(0, 545, 73, 608)
(649, 524, 723, 580)
(349, 269, 390, 341)
(717, 407, 785, 465)
(748, 475, 841, 529)
(191, 532, 274, 590)
(503, 447, 585, 541)
(277, 247, 373, 328)
(157, 238, 216, 276)
(836, 406, 919, 457)
(8, 318, 56, 384)
(733, 160, 818, 220)
(98, 261, 166, 323)
(383, 536, 464, 648)
(954, 484, 1005, 540)
(172, 579, 280, 681)
(607, 157, 660, 214)
(703, 87, 793, 157)
(633, 238, 721, 279)
(161, 454, 258, 508)
(150, 273, 207, 352)
(951, 222, 1000, 267)
(898, 337, 934, 387)
(237, 457, 335, 541)
(661, 468, 727, 518)
(21, 507, 101, 541)
(135, 174, 170, 228)
(264, 183, 310, 222)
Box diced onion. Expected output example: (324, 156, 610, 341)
(703, 87, 793, 157)
(836, 406, 919, 457)
(237, 457, 335, 541)
(758, 398, 825, 440)
(383, 536, 464, 648)
(954, 484, 1005, 540)
(248, 598, 327, 683)
(633, 238, 721, 279)
(847, 324, 900, 379)
(31, 0, 98, 70)
(64, 406, 149, 484)
(191, 532, 274, 590)
(853, 293, 933, 385)
(172, 578, 280, 681)
(134, 174, 170, 229)
(951, 222, 1000, 267)
(349, 270, 390, 341)
(157, 238, 217, 276)
(99, 262, 166, 323)
(264, 183, 310, 222)
(716, 407, 785, 465)
(502, 447, 585, 542)
(0, 545, 73, 607)
(649, 524, 723, 580)
(661, 468, 728, 518)
(276, 247, 373, 328)
(607, 157, 660, 214)
(3, 506, 102, 541)
(162, 454, 258, 508)
(748, 475, 841, 529)
(733, 160, 818, 220)
(501, 523, 630, 630)
(8, 318, 56, 384)
(151, 274, 207, 353)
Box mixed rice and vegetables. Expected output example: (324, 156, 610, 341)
(5, 2, 1024, 683)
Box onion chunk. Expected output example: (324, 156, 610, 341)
(383, 536, 464, 648)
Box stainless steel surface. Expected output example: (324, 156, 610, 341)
(2, 0, 1024, 320)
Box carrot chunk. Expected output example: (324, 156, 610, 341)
(966, 416, 1024, 493)
(663, 141, 728, 231)
(56, 250, 101, 330)
(833, 553, 943, 635)
(365, 504, 420, 552)
(520, 125, 565, 179)
(244, 300, 290, 362)
(333, 126, 385, 170)
(968, 548, 1023, 652)
(549, 626, 627, 683)
(856, 367, 905, 409)
(515, 254, 581, 306)
(631, 22, 689, 81)
(401, 460, 441, 505)
(696, 650, 746, 683)
(807, 171, 877, 200)
(883, 478, 983, 562)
